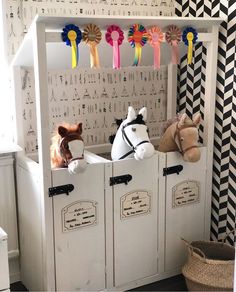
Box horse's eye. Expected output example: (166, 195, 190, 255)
(64, 144, 69, 150)
(146, 129, 149, 133)
(132, 127, 136, 132)
(180, 137, 184, 142)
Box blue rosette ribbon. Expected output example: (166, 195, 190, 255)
(182, 27, 198, 65)
(62, 24, 82, 69)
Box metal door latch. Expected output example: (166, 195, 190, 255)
(49, 184, 74, 197)
(110, 174, 132, 186)
(163, 165, 183, 176)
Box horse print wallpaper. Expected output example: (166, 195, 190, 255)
(3, 0, 236, 245)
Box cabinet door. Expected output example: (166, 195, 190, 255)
(165, 147, 207, 272)
(112, 154, 159, 287)
(52, 163, 105, 291)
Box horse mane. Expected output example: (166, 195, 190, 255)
(134, 114, 146, 125)
(161, 113, 195, 134)
(109, 118, 123, 144)
(50, 122, 82, 168)
(109, 114, 146, 144)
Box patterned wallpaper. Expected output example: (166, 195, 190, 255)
(4, 0, 174, 62)
(21, 66, 167, 153)
(175, 0, 236, 245)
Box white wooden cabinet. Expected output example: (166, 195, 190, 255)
(11, 15, 222, 291)
(0, 228, 10, 291)
(0, 156, 20, 284)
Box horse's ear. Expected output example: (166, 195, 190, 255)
(178, 113, 188, 127)
(127, 106, 136, 123)
(193, 113, 201, 126)
(139, 107, 147, 121)
(76, 123, 83, 134)
(58, 126, 68, 138)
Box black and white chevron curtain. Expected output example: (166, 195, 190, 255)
(175, 0, 236, 245)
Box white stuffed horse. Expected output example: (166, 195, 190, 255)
(111, 106, 155, 160)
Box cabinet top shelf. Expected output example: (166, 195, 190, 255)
(36, 14, 224, 30)
(11, 14, 223, 68)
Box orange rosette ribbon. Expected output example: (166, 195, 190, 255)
(165, 25, 182, 64)
(83, 24, 102, 68)
(148, 26, 164, 69)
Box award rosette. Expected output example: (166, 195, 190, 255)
(105, 25, 124, 69)
(148, 26, 164, 69)
(83, 24, 102, 68)
(61, 24, 82, 69)
(165, 25, 182, 64)
(128, 24, 148, 66)
(182, 27, 198, 65)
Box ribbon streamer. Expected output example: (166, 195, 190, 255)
(165, 25, 182, 65)
(105, 25, 124, 69)
(83, 24, 102, 68)
(148, 26, 164, 69)
(61, 24, 82, 69)
(128, 24, 148, 66)
(182, 27, 198, 65)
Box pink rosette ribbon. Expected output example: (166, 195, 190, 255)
(105, 25, 124, 69)
(148, 26, 164, 69)
(165, 25, 182, 64)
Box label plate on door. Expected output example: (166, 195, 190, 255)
(62, 200, 97, 232)
(172, 180, 200, 208)
(121, 190, 151, 220)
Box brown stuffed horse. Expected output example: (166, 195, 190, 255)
(50, 122, 86, 174)
(158, 113, 201, 162)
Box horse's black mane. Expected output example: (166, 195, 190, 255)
(132, 114, 145, 125)
(109, 118, 123, 144)
(109, 114, 145, 144)
(115, 118, 123, 127)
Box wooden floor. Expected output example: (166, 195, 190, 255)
(10, 275, 187, 291)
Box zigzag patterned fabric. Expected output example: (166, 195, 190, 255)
(175, 0, 235, 246)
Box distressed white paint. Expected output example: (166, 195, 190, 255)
(112, 155, 159, 287)
(52, 164, 106, 291)
(165, 147, 207, 271)
(33, 21, 55, 291)
(16, 159, 43, 291)
(203, 25, 220, 240)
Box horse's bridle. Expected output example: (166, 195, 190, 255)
(118, 120, 150, 160)
(174, 122, 199, 155)
(59, 134, 84, 166)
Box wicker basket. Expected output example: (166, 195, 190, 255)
(182, 231, 235, 291)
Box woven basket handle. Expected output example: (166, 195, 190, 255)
(181, 238, 207, 261)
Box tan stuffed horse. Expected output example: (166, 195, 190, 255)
(158, 113, 201, 162)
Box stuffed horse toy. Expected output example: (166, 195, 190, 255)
(111, 106, 155, 161)
(158, 113, 201, 162)
(50, 122, 87, 174)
